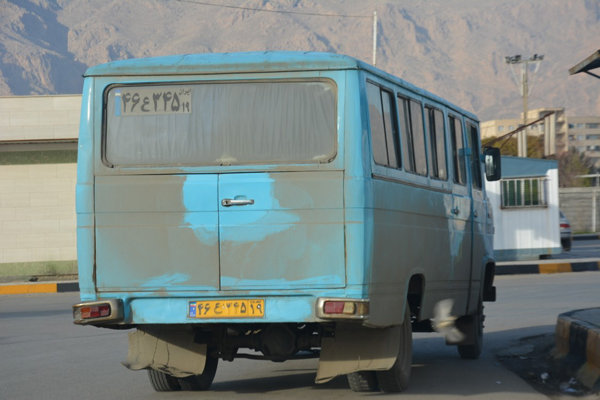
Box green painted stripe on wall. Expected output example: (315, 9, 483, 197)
(0, 260, 78, 279)
(0, 150, 77, 165)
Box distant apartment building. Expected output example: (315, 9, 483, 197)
(566, 116, 600, 167)
(480, 108, 567, 156)
(481, 108, 600, 168)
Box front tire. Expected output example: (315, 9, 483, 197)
(376, 308, 412, 393)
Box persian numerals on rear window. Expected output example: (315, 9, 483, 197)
(114, 86, 192, 116)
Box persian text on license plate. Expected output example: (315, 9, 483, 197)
(188, 299, 265, 319)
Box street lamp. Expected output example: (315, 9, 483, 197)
(505, 54, 545, 157)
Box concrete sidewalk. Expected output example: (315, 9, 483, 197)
(554, 308, 600, 389)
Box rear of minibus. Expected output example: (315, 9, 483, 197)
(73, 53, 369, 328)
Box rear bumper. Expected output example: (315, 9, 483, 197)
(73, 294, 370, 325)
(130, 296, 315, 324)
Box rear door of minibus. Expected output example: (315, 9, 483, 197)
(94, 78, 346, 294)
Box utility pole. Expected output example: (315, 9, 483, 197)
(505, 54, 544, 157)
(372, 11, 377, 65)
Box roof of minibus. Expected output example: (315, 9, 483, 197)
(85, 51, 478, 121)
(84, 51, 359, 77)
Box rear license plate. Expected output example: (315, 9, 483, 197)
(188, 299, 265, 319)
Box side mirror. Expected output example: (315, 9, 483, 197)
(483, 147, 501, 181)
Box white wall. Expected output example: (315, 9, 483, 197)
(0, 163, 77, 264)
(0, 95, 80, 273)
(0, 95, 80, 141)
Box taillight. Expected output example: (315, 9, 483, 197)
(317, 298, 369, 319)
(560, 223, 570, 229)
(324, 301, 353, 314)
(73, 299, 123, 324)
(80, 304, 111, 319)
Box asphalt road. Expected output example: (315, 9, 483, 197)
(552, 238, 600, 260)
(1, 272, 599, 400)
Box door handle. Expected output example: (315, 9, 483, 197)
(221, 198, 255, 207)
(451, 207, 460, 215)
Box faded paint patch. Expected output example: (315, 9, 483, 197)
(182, 174, 219, 243)
(219, 173, 299, 242)
(219, 171, 345, 290)
(220, 275, 344, 289)
(141, 273, 191, 287)
(95, 175, 219, 290)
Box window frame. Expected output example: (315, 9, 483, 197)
(398, 95, 428, 177)
(425, 105, 448, 181)
(366, 80, 401, 169)
(466, 121, 483, 190)
(501, 177, 548, 208)
(448, 114, 467, 185)
(101, 78, 339, 168)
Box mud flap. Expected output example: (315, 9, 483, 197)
(122, 326, 207, 378)
(315, 323, 401, 384)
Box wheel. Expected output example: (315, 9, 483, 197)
(177, 354, 218, 391)
(457, 298, 484, 359)
(347, 370, 379, 392)
(376, 308, 412, 393)
(147, 369, 181, 392)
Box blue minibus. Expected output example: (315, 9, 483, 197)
(73, 51, 500, 393)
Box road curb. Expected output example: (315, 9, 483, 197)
(496, 261, 600, 275)
(0, 281, 79, 295)
(554, 308, 600, 388)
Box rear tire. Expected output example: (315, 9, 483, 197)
(177, 354, 218, 391)
(347, 371, 379, 392)
(457, 299, 483, 359)
(376, 308, 412, 393)
(147, 369, 181, 392)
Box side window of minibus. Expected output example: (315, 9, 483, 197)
(425, 106, 448, 180)
(367, 82, 400, 168)
(467, 123, 483, 189)
(449, 115, 466, 185)
(398, 96, 427, 176)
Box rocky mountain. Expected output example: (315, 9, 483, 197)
(1, 0, 599, 120)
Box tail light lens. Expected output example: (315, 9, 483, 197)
(317, 298, 369, 319)
(80, 304, 111, 319)
(73, 299, 123, 324)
